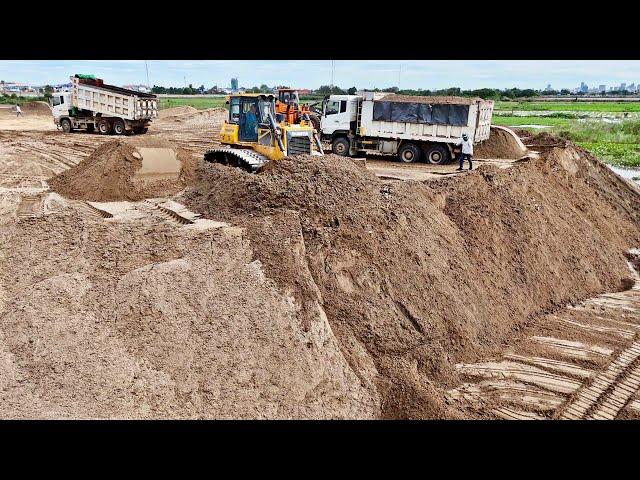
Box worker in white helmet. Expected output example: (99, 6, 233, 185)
(456, 133, 473, 171)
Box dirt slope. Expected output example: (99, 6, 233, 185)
(0, 207, 376, 419)
(183, 146, 640, 418)
(475, 126, 527, 159)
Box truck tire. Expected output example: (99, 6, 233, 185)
(398, 143, 421, 163)
(60, 118, 73, 133)
(98, 119, 112, 135)
(113, 120, 124, 135)
(332, 137, 350, 156)
(424, 144, 450, 165)
(113, 119, 125, 135)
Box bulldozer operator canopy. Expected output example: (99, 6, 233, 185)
(227, 94, 276, 131)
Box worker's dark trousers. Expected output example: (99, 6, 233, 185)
(459, 153, 472, 169)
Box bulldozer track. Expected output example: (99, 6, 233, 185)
(17, 195, 43, 218)
(143, 200, 194, 225)
(559, 341, 640, 420)
(82, 202, 114, 219)
(204, 148, 269, 173)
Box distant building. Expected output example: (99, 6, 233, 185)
(599, 84, 606, 93)
(580, 82, 588, 93)
(231, 77, 238, 92)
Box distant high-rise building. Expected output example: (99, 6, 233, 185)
(599, 84, 606, 93)
(620, 83, 626, 92)
(580, 82, 588, 93)
(231, 77, 238, 92)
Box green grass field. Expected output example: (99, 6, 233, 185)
(493, 115, 574, 128)
(158, 97, 226, 110)
(158, 95, 323, 110)
(494, 101, 640, 112)
(492, 99, 640, 167)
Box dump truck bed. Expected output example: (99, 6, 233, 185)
(71, 76, 158, 121)
(359, 92, 494, 144)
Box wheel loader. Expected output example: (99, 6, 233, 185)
(275, 88, 321, 132)
(204, 93, 324, 172)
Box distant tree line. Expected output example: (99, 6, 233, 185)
(151, 84, 207, 95)
(146, 83, 640, 99)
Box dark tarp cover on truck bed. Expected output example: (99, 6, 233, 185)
(373, 101, 469, 126)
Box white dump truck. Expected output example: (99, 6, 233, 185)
(51, 74, 158, 135)
(318, 92, 494, 164)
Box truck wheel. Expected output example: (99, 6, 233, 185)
(332, 137, 350, 156)
(398, 143, 421, 163)
(98, 119, 112, 135)
(425, 144, 450, 165)
(60, 119, 73, 133)
(113, 119, 125, 135)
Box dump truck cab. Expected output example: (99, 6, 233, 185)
(49, 91, 73, 119)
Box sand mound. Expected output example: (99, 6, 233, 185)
(159, 106, 198, 118)
(50, 137, 196, 201)
(20, 101, 52, 115)
(155, 107, 227, 128)
(475, 126, 527, 159)
(183, 145, 640, 418)
(0, 212, 376, 419)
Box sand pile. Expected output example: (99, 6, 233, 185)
(475, 126, 527, 159)
(49, 137, 196, 201)
(183, 146, 640, 418)
(0, 211, 375, 419)
(155, 107, 227, 128)
(20, 101, 52, 115)
(159, 106, 198, 118)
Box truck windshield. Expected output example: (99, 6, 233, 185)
(52, 95, 65, 106)
(325, 100, 340, 115)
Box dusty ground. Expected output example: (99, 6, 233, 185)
(1, 107, 639, 419)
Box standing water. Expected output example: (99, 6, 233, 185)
(607, 164, 640, 186)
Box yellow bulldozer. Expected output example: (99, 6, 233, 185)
(204, 93, 324, 172)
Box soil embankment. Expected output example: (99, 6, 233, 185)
(183, 146, 640, 417)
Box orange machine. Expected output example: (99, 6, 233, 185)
(275, 88, 320, 132)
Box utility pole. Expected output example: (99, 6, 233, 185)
(331, 60, 335, 90)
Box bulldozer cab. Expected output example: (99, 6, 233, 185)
(228, 94, 276, 142)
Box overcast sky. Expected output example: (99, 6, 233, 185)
(1, 60, 639, 90)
